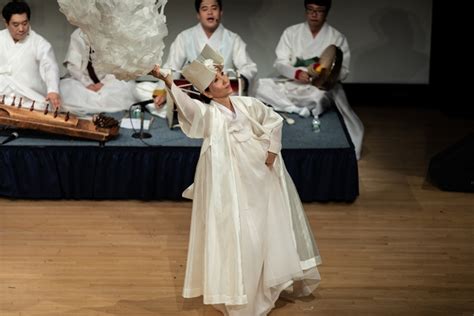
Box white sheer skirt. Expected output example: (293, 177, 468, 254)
(212, 130, 321, 316)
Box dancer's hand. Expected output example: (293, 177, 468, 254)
(151, 65, 173, 89)
(265, 152, 277, 168)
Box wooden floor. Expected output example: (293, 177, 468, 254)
(1, 105, 473, 316)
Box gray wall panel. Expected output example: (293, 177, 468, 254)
(1, 0, 432, 83)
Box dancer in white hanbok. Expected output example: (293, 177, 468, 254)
(164, 0, 257, 90)
(60, 28, 137, 115)
(0, 1, 61, 110)
(152, 45, 321, 316)
(255, 0, 364, 159)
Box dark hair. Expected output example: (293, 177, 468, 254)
(200, 88, 212, 104)
(194, 0, 222, 12)
(2, 0, 30, 23)
(304, 0, 331, 13)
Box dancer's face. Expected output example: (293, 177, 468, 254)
(204, 70, 233, 99)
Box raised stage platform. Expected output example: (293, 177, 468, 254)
(0, 109, 358, 202)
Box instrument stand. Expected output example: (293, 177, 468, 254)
(132, 103, 152, 139)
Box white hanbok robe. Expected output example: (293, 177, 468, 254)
(0, 29, 60, 109)
(255, 22, 364, 159)
(164, 24, 257, 85)
(60, 29, 137, 115)
(168, 84, 321, 315)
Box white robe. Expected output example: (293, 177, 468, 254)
(255, 22, 364, 159)
(0, 29, 59, 109)
(168, 84, 321, 315)
(164, 24, 257, 85)
(60, 28, 137, 115)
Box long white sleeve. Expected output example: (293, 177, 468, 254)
(274, 29, 298, 79)
(253, 99, 283, 154)
(66, 62, 94, 87)
(169, 83, 207, 138)
(63, 29, 95, 86)
(37, 41, 60, 94)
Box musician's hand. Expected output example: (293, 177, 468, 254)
(153, 94, 166, 109)
(46, 92, 61, 110)
(295, 70, 311, 83)
(87, 83, 104, 92)
(151, 65, 173, 89)
(265, 152, 277, 168)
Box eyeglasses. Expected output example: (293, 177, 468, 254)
(305, 7, 327, 15)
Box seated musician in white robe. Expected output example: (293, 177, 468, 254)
(0, 1, 61, 110)
(255, 0, 364, 159)
(147, 0, 257, 112)
(165, 0, 256, 92)
(60, 28, 137, 116)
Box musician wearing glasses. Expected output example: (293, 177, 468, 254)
(255, 0, 364, 160)
(0, 0, 61, 110)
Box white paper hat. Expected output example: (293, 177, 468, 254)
(196, 44, 224, 66)
(182, 44, 224, 93)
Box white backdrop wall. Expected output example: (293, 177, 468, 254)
(1, 0, 432, 83)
